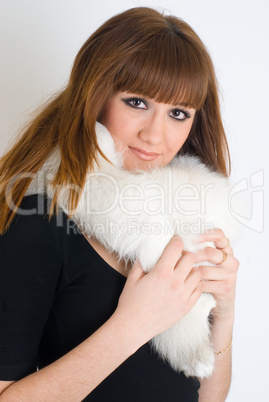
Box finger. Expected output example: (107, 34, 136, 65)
(194, 228, 232, 251)
(195, 247, 231, 266)
(200, 279, 226, 295)
(188, 285, 203, 308)
(220, 245, 234, 256)
(198, 265, 228, 280)
(184, 266, 203, 291)
(174, 251, 196, 281)
(156, 236, 184, 272)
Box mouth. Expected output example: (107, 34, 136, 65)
(129, 146, 160, 161)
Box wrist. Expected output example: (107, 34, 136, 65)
(108, 311, 147, 354)
(210, 312, 234, 355)
(212, 308, 235, 325)
(211, 313, 234, 336)
(214, 336, 233, 356)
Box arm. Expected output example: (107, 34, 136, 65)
(195, 229, 239, 402)
(198, 314, 233, 402)
(0, 313, 143, 401)
(0, 237, 202, 401)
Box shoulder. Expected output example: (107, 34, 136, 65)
(1, 194, 68, 260)
(11, 193, 67, 233)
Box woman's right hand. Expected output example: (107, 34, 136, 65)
(112, 236, 202, 346)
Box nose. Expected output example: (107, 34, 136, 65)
(138, 113, 165, 145)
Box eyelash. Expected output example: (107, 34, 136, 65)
(122, 97, 191, 122)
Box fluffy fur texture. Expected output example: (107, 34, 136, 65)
(27, 122, 238, 378)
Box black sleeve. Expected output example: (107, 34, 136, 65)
(0, 195, 63, 381)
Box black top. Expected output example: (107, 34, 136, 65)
(0, 194, 200, 401)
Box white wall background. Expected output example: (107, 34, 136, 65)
(0, 0, 268, 400)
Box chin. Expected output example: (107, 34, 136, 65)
(123, 157, 165, 172)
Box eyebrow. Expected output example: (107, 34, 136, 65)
(173, 102, 193, 109)
(122, 92, 194, 111)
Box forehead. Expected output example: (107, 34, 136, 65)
(112, 40, 208, 110)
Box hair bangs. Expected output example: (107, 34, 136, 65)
(113, 32, 209, 110)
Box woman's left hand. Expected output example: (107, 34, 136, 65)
(194, 228, 240, 320)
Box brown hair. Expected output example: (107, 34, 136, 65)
(0, 7, 230, 234)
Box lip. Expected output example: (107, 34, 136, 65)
(129, 146, 160, 161)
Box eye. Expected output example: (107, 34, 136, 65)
(123, 97, 147, 109)
(170, 109, 191, 121)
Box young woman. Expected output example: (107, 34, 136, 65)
(0, 7, 239, 401)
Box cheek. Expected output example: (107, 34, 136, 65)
(170, 126, 191, 149)
(179, 119, 194, 143)
(101, 104, 133, 141)
(107, 120, 131, 146)
(165, 122, 193, 161)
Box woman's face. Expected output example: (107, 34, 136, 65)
(101, 91, 196, 171)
